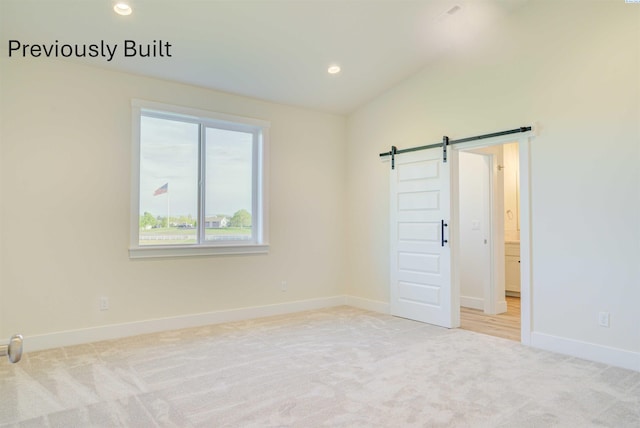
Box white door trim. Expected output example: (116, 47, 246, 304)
(451, 132, 534, 345)
(517, 138, 532, 345)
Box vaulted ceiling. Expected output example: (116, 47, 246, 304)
(1, 0, 528, 114)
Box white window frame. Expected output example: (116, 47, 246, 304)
(129, 99, 269, 259)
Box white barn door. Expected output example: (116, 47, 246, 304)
(390, 148, 453, 327)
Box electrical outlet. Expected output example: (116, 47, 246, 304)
(281, 281, 287, 292)
(100, 296, 109, 311)
(598, 311, 609, 328)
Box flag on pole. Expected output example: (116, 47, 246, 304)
(153, 183, 168, 196)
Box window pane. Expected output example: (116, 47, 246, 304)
(205, 127, 253, 242)
(139, 116, 198, 246)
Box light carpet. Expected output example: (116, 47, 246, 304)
(0, 306, 638, 427)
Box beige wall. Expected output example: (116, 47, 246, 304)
(0, 59, 347, 337)
(346, 1, 639, 353)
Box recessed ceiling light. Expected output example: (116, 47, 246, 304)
(327, 65, 341, 75)
(114, 2, 132, 16)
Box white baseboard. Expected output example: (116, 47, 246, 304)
(496, 299, 508, 314)
(460, 296, 484, 310)
(344, 295, 389, 314)
(33, 296, 639, 373)
(531, 332, 640, 372)
(25, 296, 347, 353)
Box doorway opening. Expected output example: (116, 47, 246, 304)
(456, 141, 522, 341)
(384, 127, 533, 344)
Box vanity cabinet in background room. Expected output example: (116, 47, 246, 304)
(505, 242, 520, 296)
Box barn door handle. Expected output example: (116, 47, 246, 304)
(0, 334, 24, 364)
(441, 220, 448, 247)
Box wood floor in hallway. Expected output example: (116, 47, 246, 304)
(460, 296, 521, 341)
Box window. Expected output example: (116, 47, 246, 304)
(130, 100, 269, 258)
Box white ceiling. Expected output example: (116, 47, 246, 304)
(1, 0, 528, 114)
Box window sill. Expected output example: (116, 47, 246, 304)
(129, 243, 269, 259)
